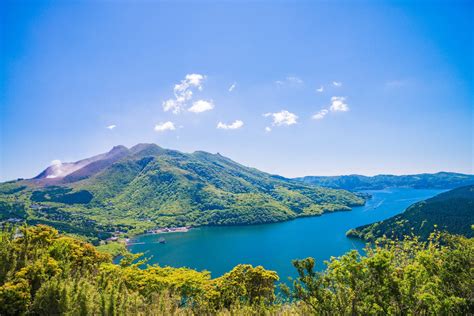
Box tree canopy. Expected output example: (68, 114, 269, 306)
(1, 224, 472, 315)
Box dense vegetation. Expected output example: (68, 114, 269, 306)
(0, 144, 365, 242)
(347, 185, 474, 241)
(30, 187, 93, 205)
(284, 233, 473, 315)
(1, 225, 472, 315)
(295, 172, 474, 191)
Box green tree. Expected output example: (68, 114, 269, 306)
(286, 233, 474, 315)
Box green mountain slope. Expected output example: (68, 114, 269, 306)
(347, 185, 474, 240)
(295, 172, 474, 191)
(0, 144, 365, 240)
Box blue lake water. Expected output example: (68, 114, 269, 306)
(128, 188, 444, 282)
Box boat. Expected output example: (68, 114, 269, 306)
(158, 237, 166, 244)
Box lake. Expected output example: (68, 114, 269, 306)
(128, 188, 444, 282)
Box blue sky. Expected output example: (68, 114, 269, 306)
(1, 0, 472, 181)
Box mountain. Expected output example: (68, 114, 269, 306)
(34, 145, 130, 184)
(294, 172, 474, 191)
(347, 185, 474, 241)
(0, 144, 365, 240)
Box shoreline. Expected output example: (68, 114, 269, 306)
(145, 226, 192, 235)
(125, 226, 193, 246)
(125, 199, 372, 243)
(118, 194, 374, 245)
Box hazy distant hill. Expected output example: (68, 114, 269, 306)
(347, 185, 474, 240)
(295, 173, 474, 191)
(0, 144, 365, 240)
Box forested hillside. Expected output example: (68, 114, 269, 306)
(295, 172, 474, 191)
(0, 144, 365, 241)
(0, 225, 472, 315)
(347, 185, 474, 241)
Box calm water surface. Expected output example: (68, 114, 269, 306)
(129, 188, 444, 282)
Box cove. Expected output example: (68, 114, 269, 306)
(128, 188, 444, 282)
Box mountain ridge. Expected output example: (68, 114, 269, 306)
(294, 172, 474, 190)
(347, 185, 474, 240)
(0, 144, 366, 240)
(3, 144, 472, 242)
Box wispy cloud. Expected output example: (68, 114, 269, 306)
(316, 86, 324, 93)
(275, 76, 304, 86)
(312, 109, 329, 120)
(188, 100, 214, 113)
(183, 74, 205, 88)
(329, 96, 349, 112)
(265, 127, 272, 133)
(217, 120, 244, 130)
(332, 81, 342, 87)
(46, 160, 63, 179)
(154, 121, 176, 132)
(311, 96, 349, 121)
(163, 73, 206, 114)
(228, 82, 236, 92)
(106, 124, 116, 130)
(287, 76, 303, 84)
(163, 99, 180, 113)
(264, 110, 298, 126)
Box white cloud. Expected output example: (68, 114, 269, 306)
(228, 82, 236, 92)
(188, 100, 214, 113)
(106, 124, 116, 130)
(332, 81, 342, 87)
(163, 73, 206, 114)
(174, 74, 205, 95)
(46, 160, 63, 179)
(316, 86, 324, 93)
(311, 97, 349, 120)
(286, 76, 303, 84)
(217, 120, 244, 130)
(265, 127, 272, 132)
(312, 109, 329, 120)
(163, 99, 180, 114)
(184, 73, 205, 88)
(264, 110, 298, 126)
(275, 76, 304, 86)
(329, 96, 349, 112)
(154, 121, 176, 132)
(51, 159, 62, 166)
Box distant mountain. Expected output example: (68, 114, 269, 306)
(0, 144, 365, 240)
(294, 173, 474, 191)
(347, 185, 474, 241)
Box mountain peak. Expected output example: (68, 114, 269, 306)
(33, 145, 131, 183)
(106, 145, 129, 158)
(109, 145, 128, 153)
(130, 143, 161, 152)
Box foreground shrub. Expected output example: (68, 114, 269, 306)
(1, 225, 472, 315)
(284, 233, 474, 315)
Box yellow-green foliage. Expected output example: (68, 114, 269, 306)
(96, 242, 128, 257)
(284, 233, 474, 315)
(0, 224, 472, 315)
(208, 264, 279, 309)
(0, 225, 280, 315)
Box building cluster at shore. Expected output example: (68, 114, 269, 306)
(146, 226, 191, 234)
